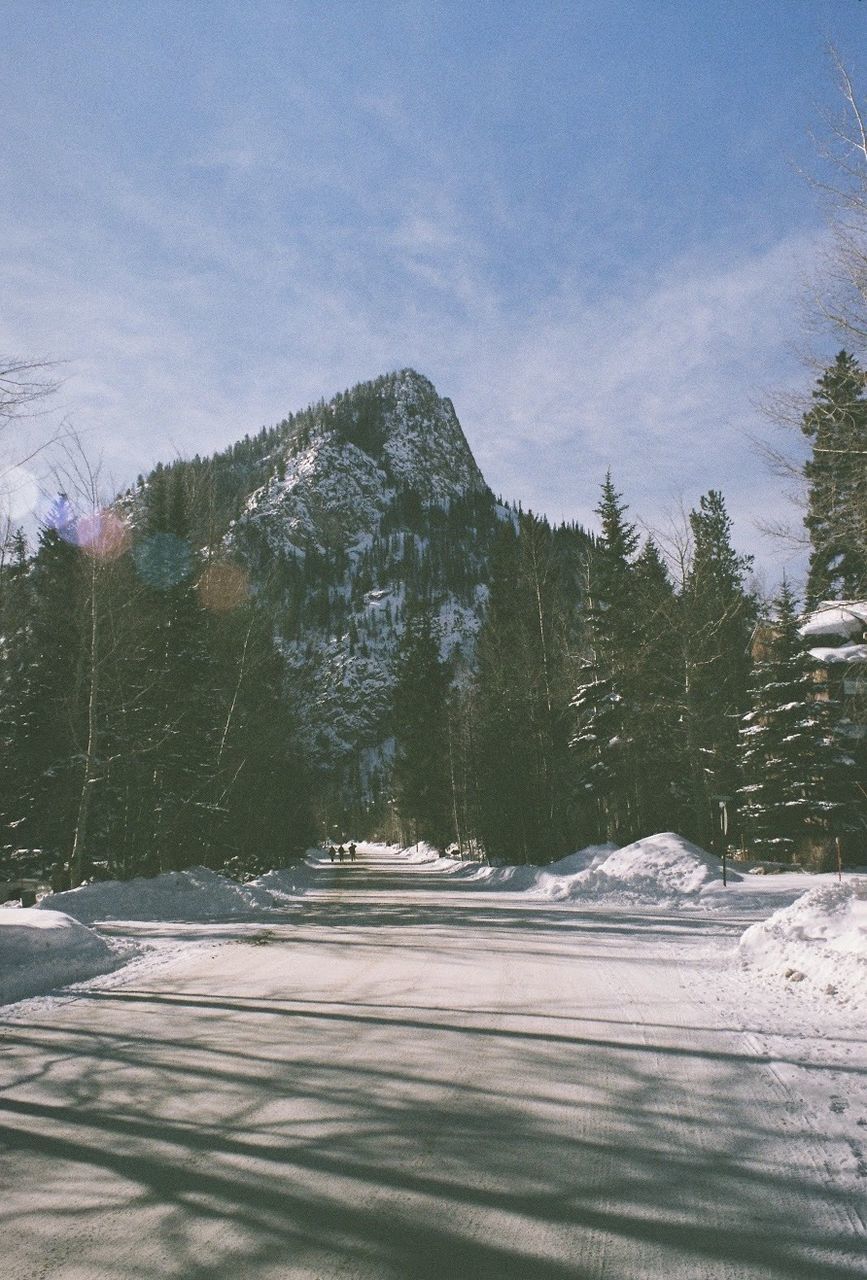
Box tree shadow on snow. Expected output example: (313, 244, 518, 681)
(1, 980, 865, 1279)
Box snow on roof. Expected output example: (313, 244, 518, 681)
(808, 643, 867, 665)
(738, 880, 867, 1013)
(799, 600, 867, 640)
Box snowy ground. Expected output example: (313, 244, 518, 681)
(1, 842, 865, 1278)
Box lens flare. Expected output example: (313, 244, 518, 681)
(78, 510, 131, 561)
(41, 493, 78, 544)
(196, 561, 250, 612)
(133, 532, 193, 589)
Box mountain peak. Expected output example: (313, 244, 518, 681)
(224, 370, 500, 788)
(233, 370, 488, 562)
(316, 368, 486, 500)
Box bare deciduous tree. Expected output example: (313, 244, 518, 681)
(808, 48, 867, 348)
(0, 355, 62, 547)
(755, 52, 867, 574)
(0, 357, 60, 431)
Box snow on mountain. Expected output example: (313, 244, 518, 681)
(236, 369, 487, 558)
(228, 369, 500, 792)
(240, 432, 390, 560)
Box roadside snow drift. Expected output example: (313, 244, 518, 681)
(37, 866, 279, 924)
(738, 879, 867, 1011)
(0, 909, 123, 1005)
(441, 833, 733, 903)
(249, 865, 317, 902)
(580, 832, 738, 898)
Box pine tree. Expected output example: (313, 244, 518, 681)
(738, 581, 819, 860)
(0, 531, 37, 877)
(208, 602, 314, 876)
(392, 613, 453, 849)
(681, 491, 755, 848)
(630, 538, 684, 835)
(571, 475, 640, 843)
(473, 514, 579, 862)
(10, 524, 86, 874)
(134, 469, 214, 871)
(802, 351, 867, 606)
(473, 523, 542, 862)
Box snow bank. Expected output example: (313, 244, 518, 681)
(37, 866, 278, 924)
(579, 832, 738, 899)
(249, 864, 317, 902)
(441, 834, 731, 904)
(398, 842, 452, 865)
(738, 879, 867, 1011)
(0, 908, 124, 1006)
(458, 861, 548, 890)
(453, 845, 615, 894)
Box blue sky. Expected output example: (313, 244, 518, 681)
(2, 0, 866, 580)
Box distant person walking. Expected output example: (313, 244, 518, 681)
(338, 845, 345, 863)
(328, 846, 335, 863)
(349, 842, 357, 862)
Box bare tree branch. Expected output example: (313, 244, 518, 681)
(0, 357, 62, 430)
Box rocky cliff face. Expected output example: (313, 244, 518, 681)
(228, 370, 503, 801)
(235, 370, 487, 554)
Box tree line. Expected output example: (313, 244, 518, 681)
(391, 351, 867, 867)
(0, 462, 313, 888)
(2, 347, 865, 886)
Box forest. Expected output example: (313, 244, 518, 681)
(0, 345, 865, 889)
(3, 54, 867, 890)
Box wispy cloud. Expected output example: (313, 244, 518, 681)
(0, 4, 835, 583)
(0, 159, 819, 579)
(438, 232, 820, 563)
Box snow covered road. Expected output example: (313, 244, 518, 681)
(1, 845, 865, 1279)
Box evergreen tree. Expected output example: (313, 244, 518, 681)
(681, 491, 755, 848)
(0, 531, 37, 876)
(473, 522, 541, 862)
(802, 351, 867, 606)
(208, 602, 315, 875)
(133, 469, 214, 871)
(475, 515, 578, 862)
(738, 581, 819, 859)
(8, 522, 85, 873)
(392, 613, 453, 849)
(630, 538, 684, 836)
(571, 475, 640, 843)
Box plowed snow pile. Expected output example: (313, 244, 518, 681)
(452, 845, 615, 894)
(448, 833, 732, 903)
(738, 879, 867, 1012)
(0, 909, 124, 1005)
(250, 865, 316, 901)
(37, 865, 278, 924)
(578, 832, 738, 899)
